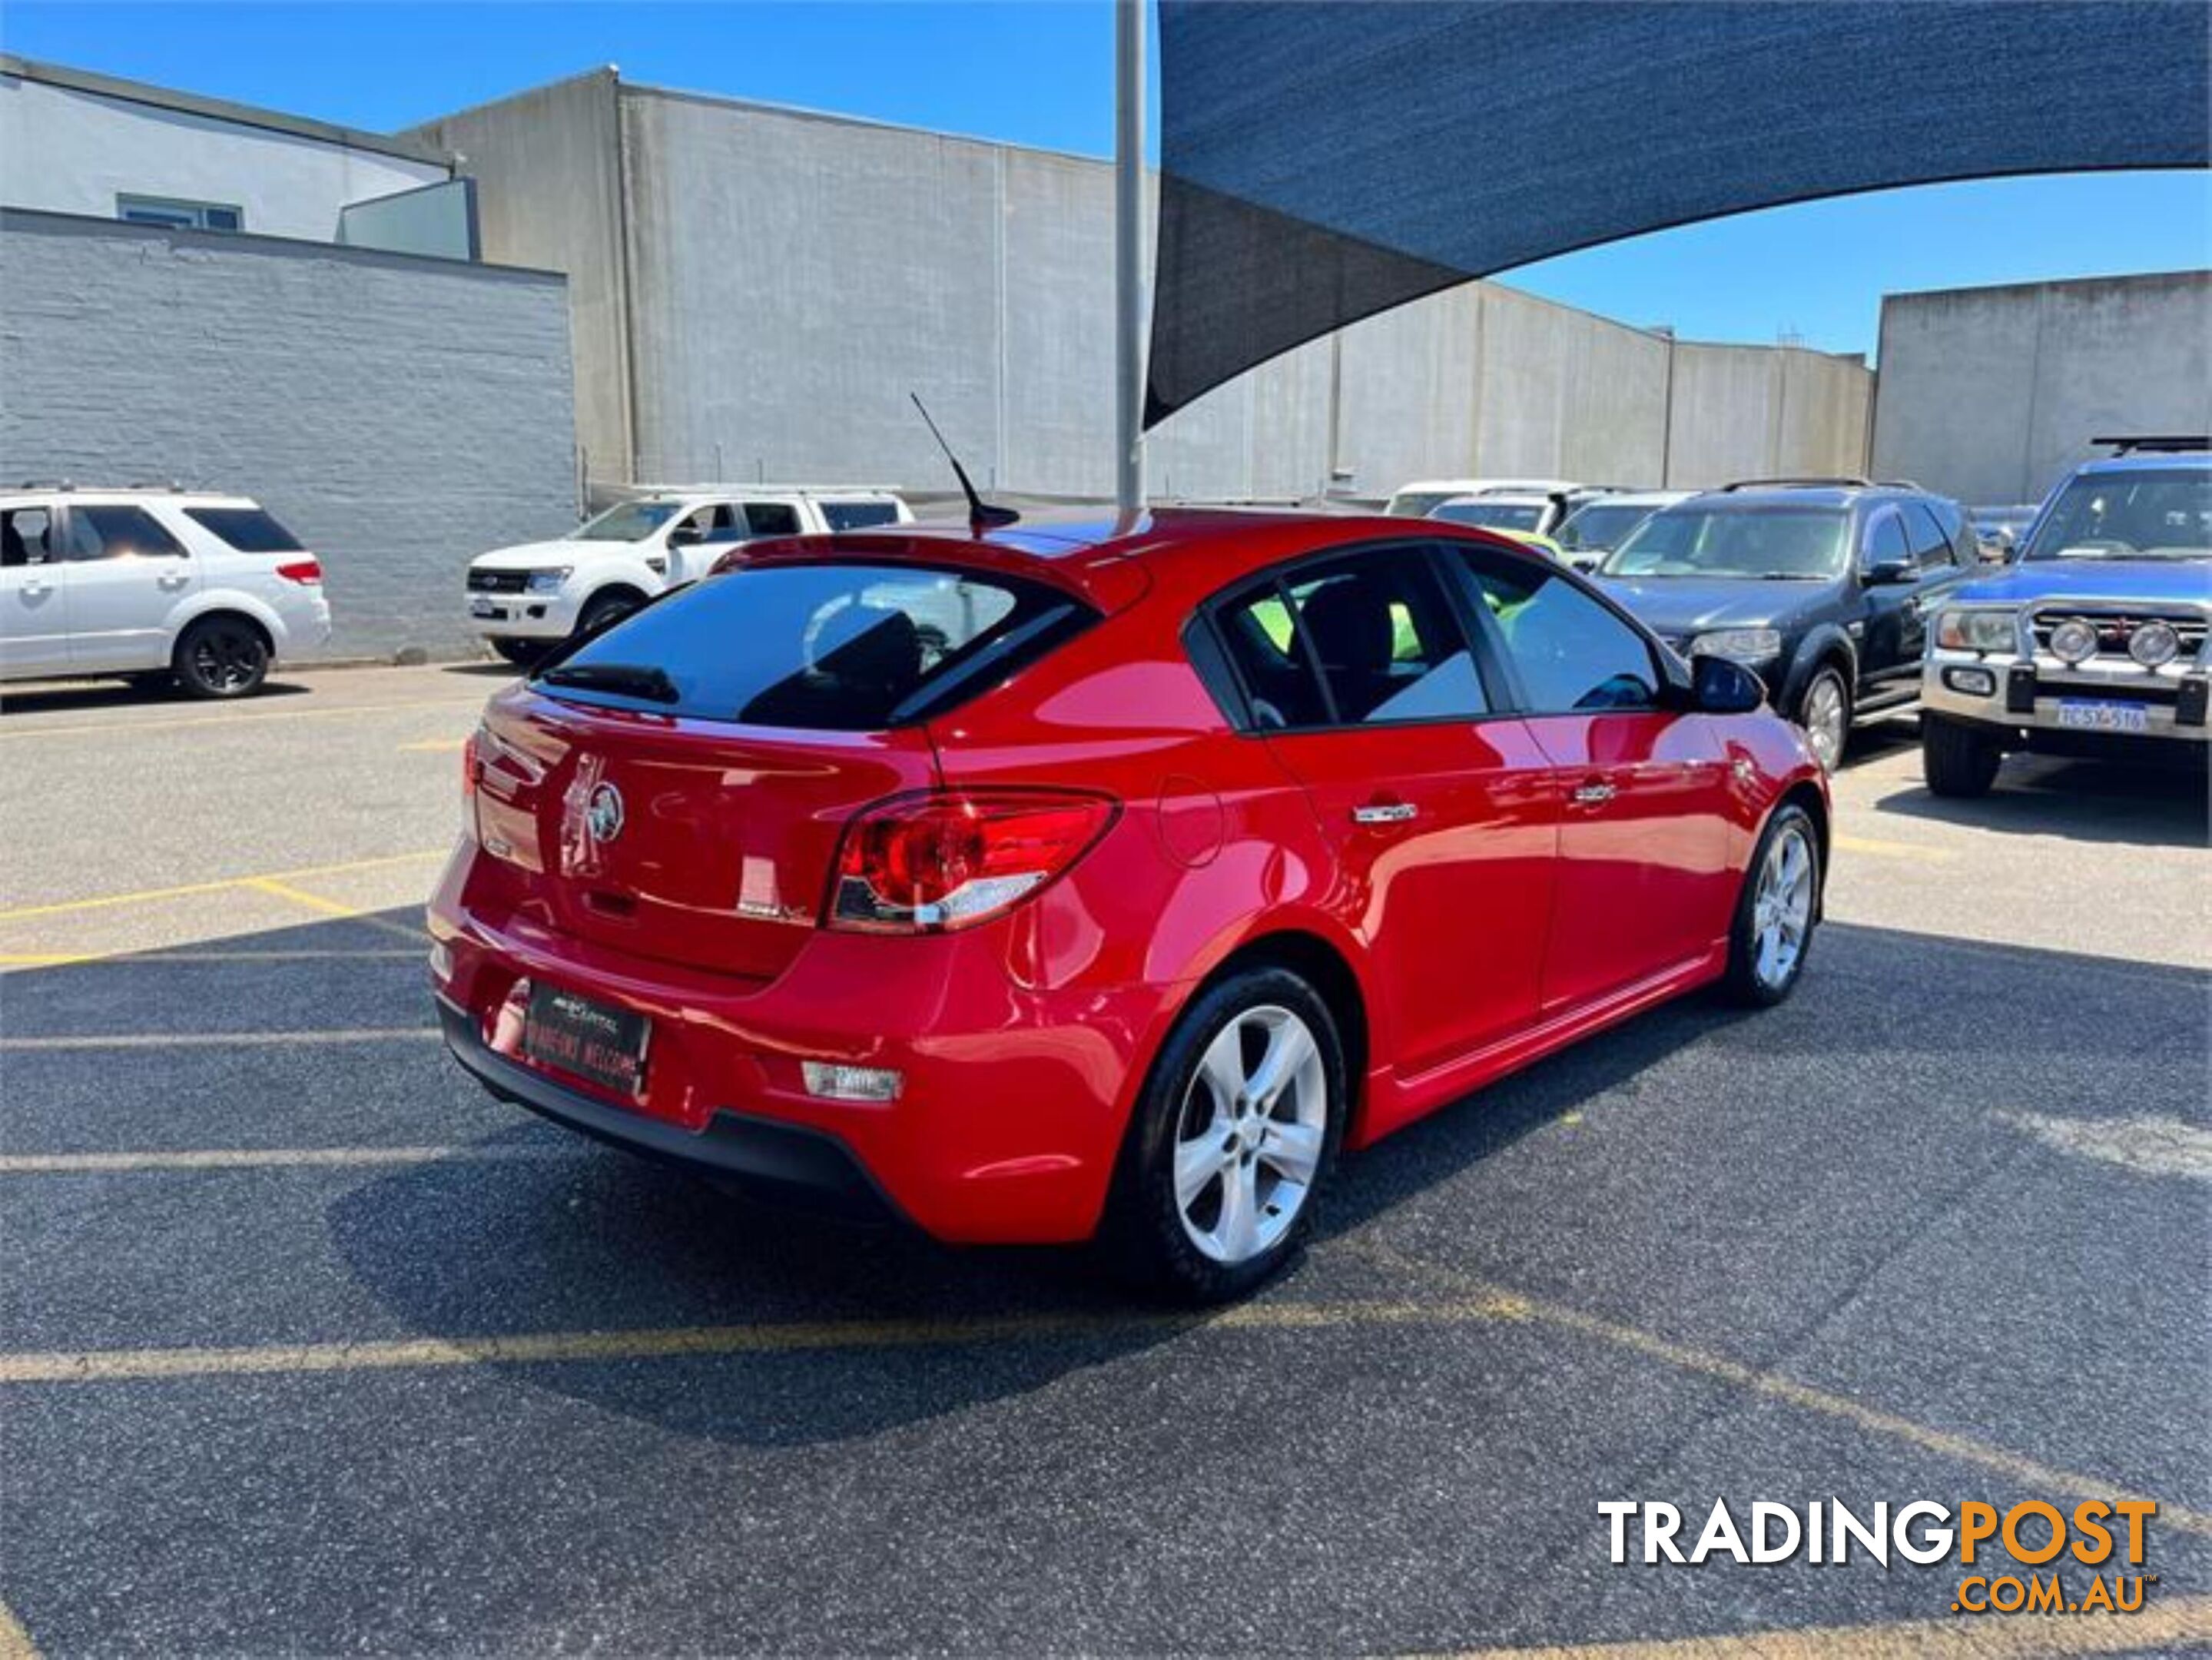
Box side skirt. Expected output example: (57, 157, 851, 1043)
(1350, 945, 1728, 1149)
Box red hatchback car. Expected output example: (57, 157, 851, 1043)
(431, 511, 1827, 1300)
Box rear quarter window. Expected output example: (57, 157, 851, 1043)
(819, 501, 903, 531)
(183, 507, 304, 553)
(536, 561, 1095, 730)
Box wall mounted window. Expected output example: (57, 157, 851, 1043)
(116, 194, 244, 232)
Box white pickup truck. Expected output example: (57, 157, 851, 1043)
(464, 487, 910, 663)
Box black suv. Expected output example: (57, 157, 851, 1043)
(1594, 480, 1979, 769)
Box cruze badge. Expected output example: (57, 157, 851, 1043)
(585, 781, 625, 844)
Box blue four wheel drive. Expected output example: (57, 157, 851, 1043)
(1918, 437, 2212, 797)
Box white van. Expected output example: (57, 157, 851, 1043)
(465, 487, 912, 663)
(0, 486, 330, 697)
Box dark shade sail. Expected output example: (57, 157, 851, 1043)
(1146, 1, 2211, 427)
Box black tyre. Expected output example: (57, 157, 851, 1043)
(1722, 802, 1821, 1008)
(1793, 665, 1852, 773)
(173, 615, 270, 700)
(576, 589, 643, 639)
(1922, 714, 2002, 798)
(1099, 965, 1347, 1303)
(489, 638, 545, 668)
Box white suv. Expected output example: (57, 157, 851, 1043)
(0, 487, 331, 698)
(465, 488, 911, 663)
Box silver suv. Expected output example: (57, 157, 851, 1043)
(0, 486, 330, 698)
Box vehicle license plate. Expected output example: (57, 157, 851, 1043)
(521, 983, 652, 1096)
(2056, 700, 2148, 734)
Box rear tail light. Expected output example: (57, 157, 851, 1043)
(276, 558, 323, 586)
(827, 788, 1117, 933)
(461, 730, 482, 798)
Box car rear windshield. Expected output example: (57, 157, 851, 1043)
(183, 507, 303, 553)
(1431, 500, 1545, 533)
(1554, 502, 1653, 552)
(534, 561, 1095, 730)
(1603, 506, 1847, 579)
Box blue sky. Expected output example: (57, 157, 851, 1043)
(5, 2, 2205, 359)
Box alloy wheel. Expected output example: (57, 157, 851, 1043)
(1172, 1004, 1328, 1264)
(1751, 822, 1816, 991)
(190, 625, 264, 694)
(1799, 674, 1848, 772)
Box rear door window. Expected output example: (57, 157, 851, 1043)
(536, 562, 1093, 730)
(182, 506, 303, 553)
(1901, 503, 1955, 569)
(67, 506, 186, 560)
(1214, 549, 1490, 729)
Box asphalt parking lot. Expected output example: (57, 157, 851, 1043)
(2, 665, 2207, 1657)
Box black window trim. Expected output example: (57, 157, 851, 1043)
(1192, 534, 1648, 737)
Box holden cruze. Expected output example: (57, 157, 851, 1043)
(430, 511, 1828, 1300)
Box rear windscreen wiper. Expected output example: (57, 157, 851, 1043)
(538, 662, 680, 703)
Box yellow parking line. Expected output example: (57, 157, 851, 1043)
(0, 696, 486, 742)
(0, 1597, 37, 1660)
(0, 850, 446, 921)
(0, 1144, 572, 1174)
(0, 1295, 1514, 1385)
(1345, 1238, 2212, 1539)
(244, 878, 430, 945)
(1832, 832, 1955, 862)
(400, 737, 468, 752)
(1437, 1595, 2212, 1659)
(0, 1028, 438, 1052)
(0, 948, 422, 968)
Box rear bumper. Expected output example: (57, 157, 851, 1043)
(427, 846, 1174, 1245)
(436, 994, 904, 1224)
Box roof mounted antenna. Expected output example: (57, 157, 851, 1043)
(910, 393, 1019, 532)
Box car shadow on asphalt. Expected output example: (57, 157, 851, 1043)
(1874, 755, 2208, 848)
(0, 678, 313, 715)
(441, 662, 523, 679)
(300, 907, 1756, 1446)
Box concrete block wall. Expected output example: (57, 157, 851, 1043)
(0, 210, 578, 659)
(1873, 271, 2212, 506)
(419, 75, 1873, 505)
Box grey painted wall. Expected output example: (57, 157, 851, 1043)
(1872, 271, 2212, 506)
(0, 210, 578, 659)
(410, 71, 634, 487)
(416, 75, 1872, 501)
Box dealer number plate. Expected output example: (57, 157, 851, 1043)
(521, 983, 651, 1096)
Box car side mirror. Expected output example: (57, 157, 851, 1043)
(1691, 653, 1766, 714)
(1862, 558, 1915, 586)
(667, 523, 703, 547)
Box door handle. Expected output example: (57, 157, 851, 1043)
(1351, 801, 1418, 825)
(1570, 782, 1617, 805)
(21, 579, 49, 598)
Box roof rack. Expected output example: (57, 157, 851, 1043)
(1873, 476, 1922, 490)
(1717, 476, 1873, 492)
(2092, 435, 2211, 455)
(16, 480, 75, 491)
